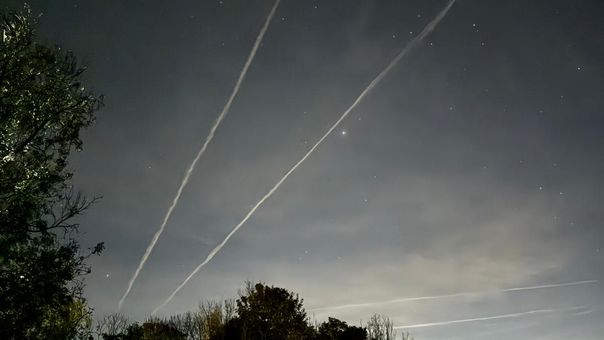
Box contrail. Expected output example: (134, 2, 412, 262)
(117, 0, 281, 310)
(152, 0, 458, 314)
(309, 280, 598, 312)
(394, 306, 588, 329)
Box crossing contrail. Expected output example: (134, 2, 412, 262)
(152, 0, 458, 314)
(309, 280, 598, 312)
(394, 306, 588, 329)
(117, 0, 281, 310)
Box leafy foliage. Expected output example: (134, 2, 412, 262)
(97, 282, 407, 340)
(0, 5, 102, 339)
(236, 282, 315, 340)
(317, 317, 366, 340)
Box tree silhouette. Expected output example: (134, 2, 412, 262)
(96, 313, 130, 339)
(93, 283, 413, 340)
(0, 5, 103, 338)
(235, 282, 316, 340)
(366, 315, 405, 340)
(140, 320, 187, 339)
(317, 317, 367, 340)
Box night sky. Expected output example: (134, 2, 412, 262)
(6, 0, 604, 338)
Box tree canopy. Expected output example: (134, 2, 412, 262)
(97, 282, 404, 340)
(318, 317, 367, 340)
(236, 282, 315, 340)
(0, 6, 102, 339)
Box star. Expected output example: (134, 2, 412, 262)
(341, 130, 347, 136)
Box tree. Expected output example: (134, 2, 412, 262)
(0, 5, 103, 338)
(366, 315, 402, 340)
(235, 282, 315, 340)
(91, 282, 411, 340)
(100, 320, 186, 340)
(340, 326, 368, 340)
(96, 313, 130, 339)
(167, 300, 236, 340)
(317, 317, 367, 340)
(140, 319, 187, 340)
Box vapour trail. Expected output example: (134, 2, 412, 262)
(152, 0, 458, 314)
(394, 306, 588, 329)
(117, 0, 281, 310)
(309, 280, 598, 312)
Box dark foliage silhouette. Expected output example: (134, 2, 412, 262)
(0, 5, 102, 339)
(99, 282, 408, 340)
(317, 317, 367, 340)
(235, 282, 316, 340)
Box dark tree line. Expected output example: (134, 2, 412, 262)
(96, 282, 410, 340)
